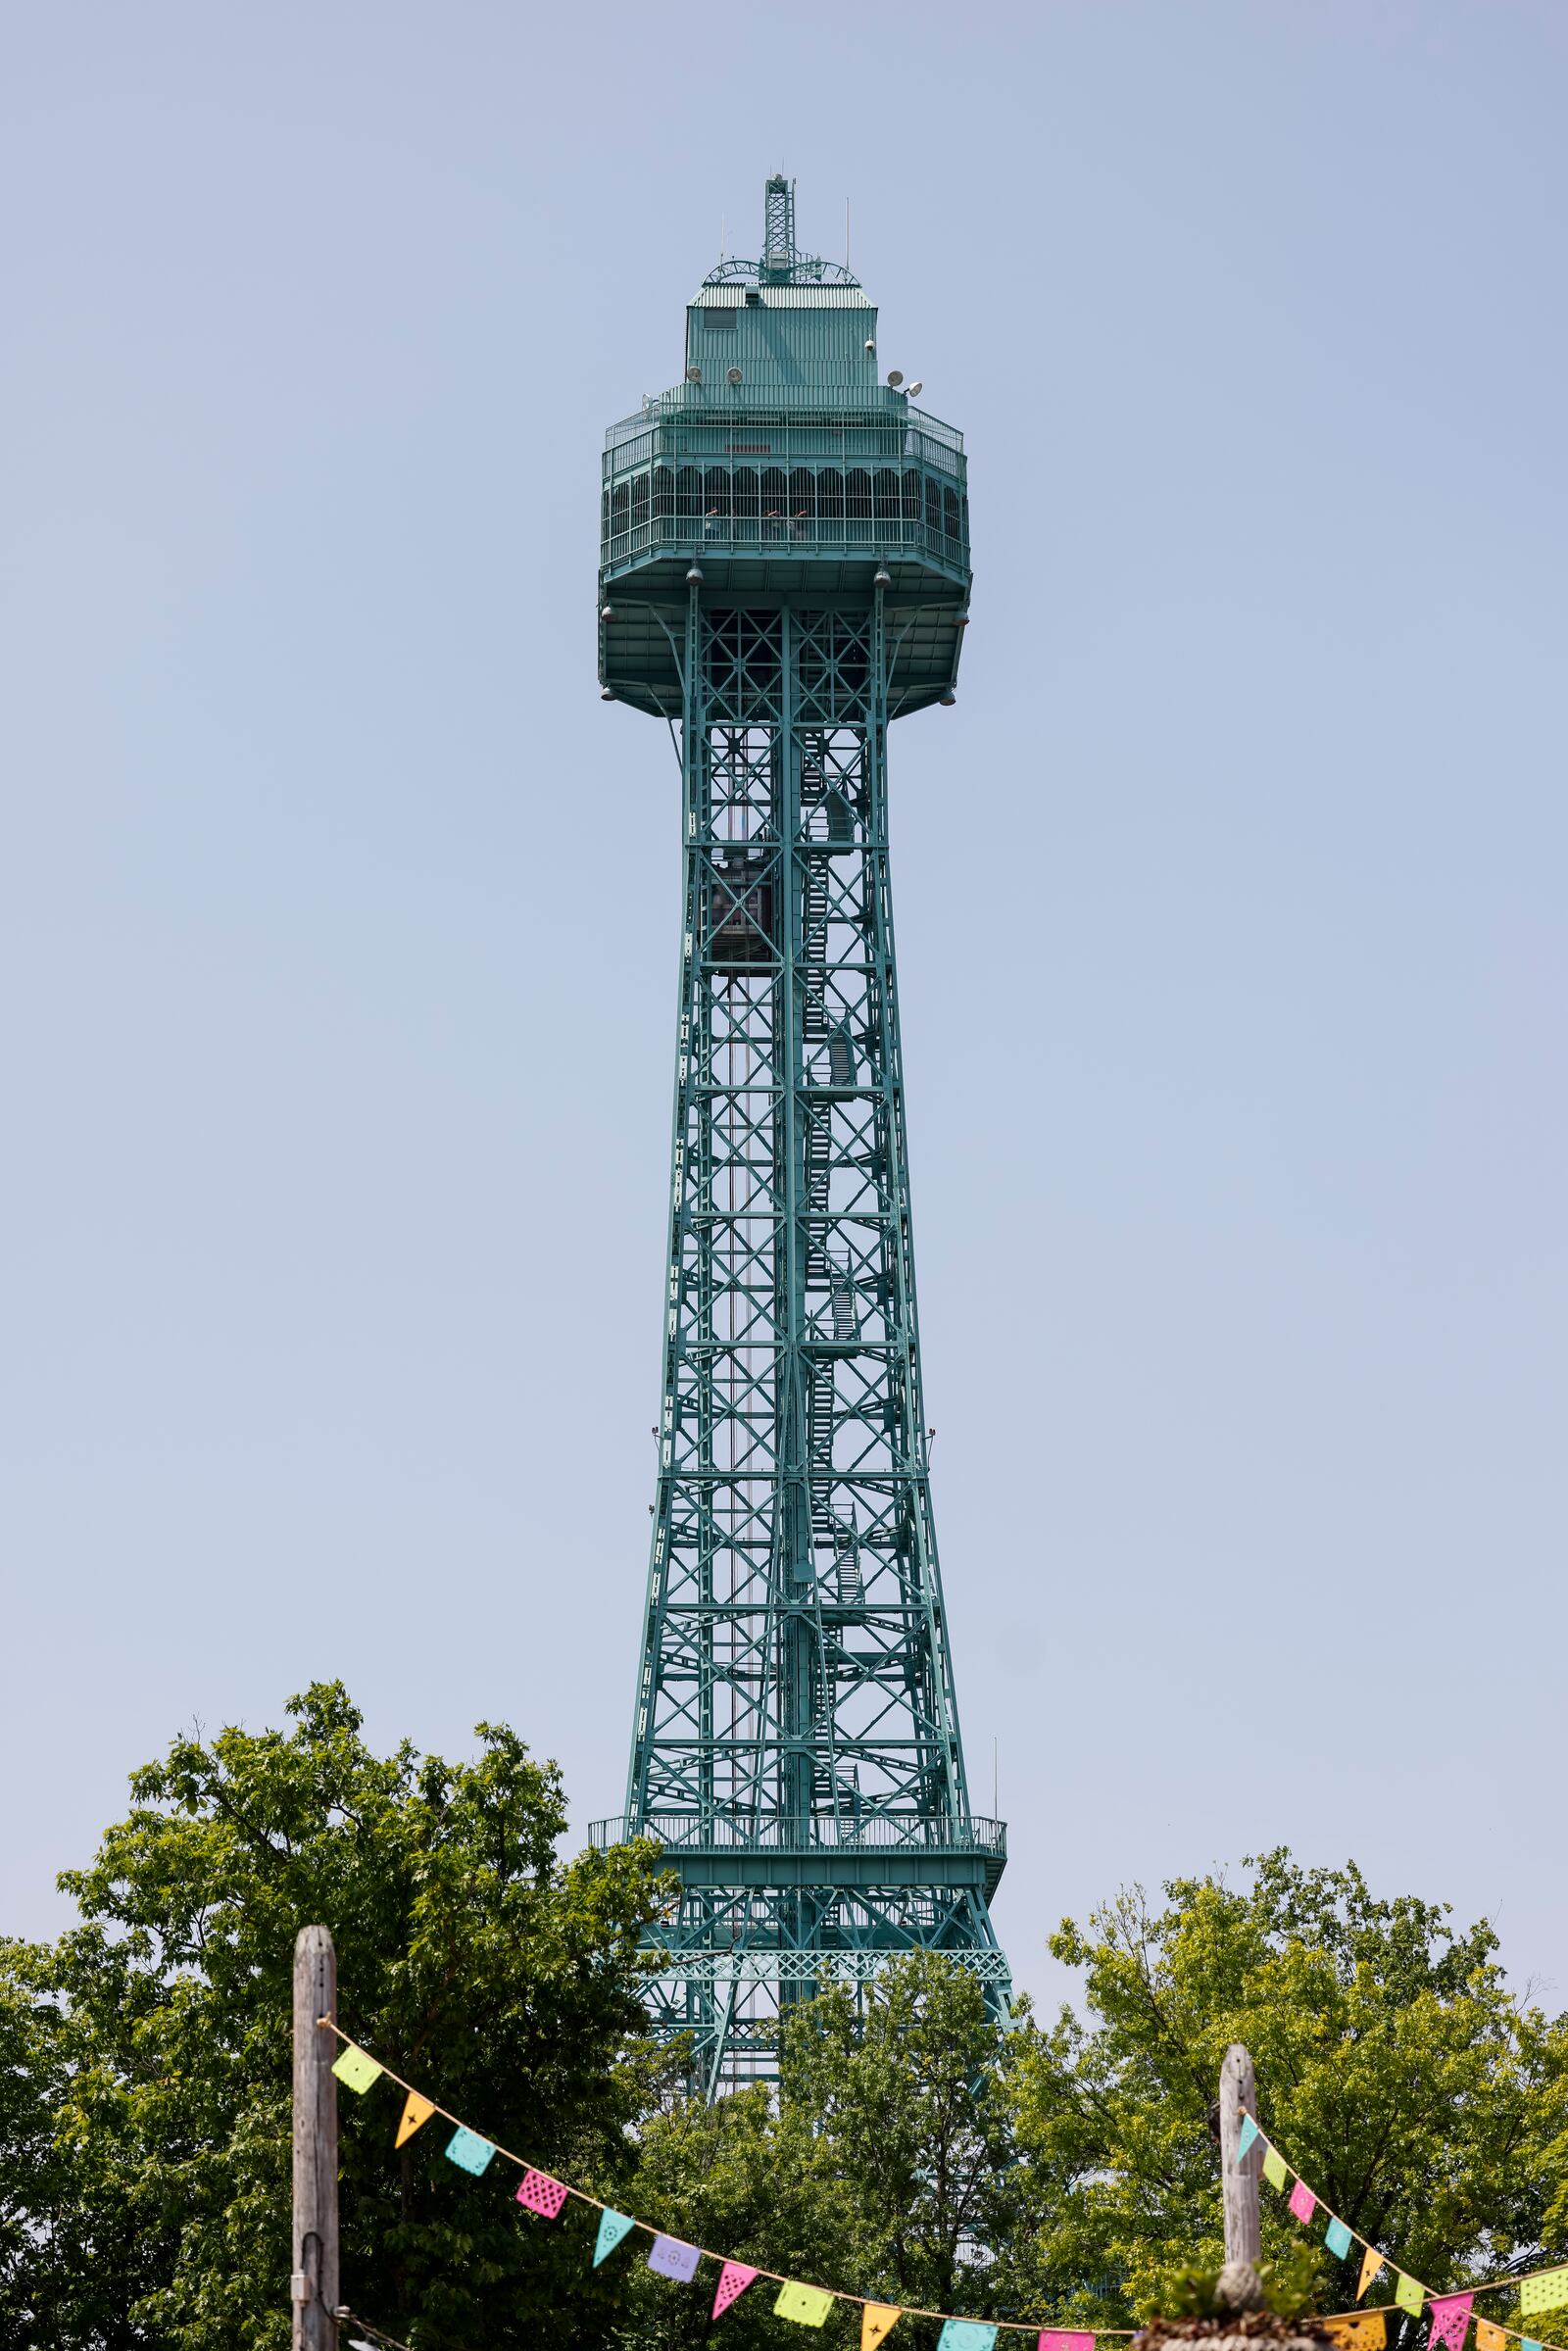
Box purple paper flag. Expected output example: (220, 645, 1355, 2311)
(1428, 2296, 1475, 2351)
(648, 2234, 702, 2282)
(713, 2262, 759, 2317)
(515, 2168, 568, 2220)
(1289, 2179, 1317, 2225)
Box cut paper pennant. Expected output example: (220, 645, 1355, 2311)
(593, 2209, 636, 2267)
(1358, 2248, 1386, 2301)
(1521, 2272, 1568, 2319)
(1236, 2115, 1261, 2165)
(331, 2044, 383, 2094)
(862, 2307, 903, 2348)
(1427, 2293, 1474, 2351)
(1290, 2180, 1318, 2226)
(444, 2125, 496, 2177)
(937, 2326, 998, 2350)
(516, 2168, 568, 2221)
(775, 2281, 835, 2327)
(1395, 2274, 1426, 2318)
(713, 2263, 759, 2318)
(1263, 2149, 1289, 2191)
(1521, 2339, 1543, 2351)
(1040, 2335, 1095, 2351)
(647, 2235, 702, 2282)
(1324, 2316, 1388, 2351)
(395, 2091, 435, 2148)
(1325, 2217, 1353, 2260)
(1476, 2326, 1509, 2351)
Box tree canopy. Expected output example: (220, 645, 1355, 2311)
(1000, 1852, 1568, 2328)
(1, 1683, 666, 2350)
(7, 1693, 1568, 2351)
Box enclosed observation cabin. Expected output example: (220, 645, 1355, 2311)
(598, 178, 971, 720)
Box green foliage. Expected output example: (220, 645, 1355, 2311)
(11, 1717, 1568, 2351)
(2, 1683, 668, 2350)
(612, 1950, 1013, 2348)
(999, 1851, 1568, 2327)
(1152, 2253, 1318, 2323)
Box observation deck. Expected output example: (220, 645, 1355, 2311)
(598, 212, 971, 722)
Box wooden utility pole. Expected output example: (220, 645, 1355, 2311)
(292, 1925, 339, 2351)
(1219, 2041, 1262, 2269)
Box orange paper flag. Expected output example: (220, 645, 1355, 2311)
(395, 2090, 436, 2147)
(862, 2308, 903, 2348)
(1324, 2316, 1388, 2351)
(1475, 2326, 1508, 2351)
(1358, 2247, 1386, 2302)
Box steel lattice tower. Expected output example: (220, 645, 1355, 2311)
(592, 179, 1008, 2095)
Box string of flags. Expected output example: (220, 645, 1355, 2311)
(326, 2024, 1115, 2344)
(1236, 2112, 1568, 2351)
(326, 2027, 1568, 2349)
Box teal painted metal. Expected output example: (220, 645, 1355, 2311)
(595, 181, 1006, 2096)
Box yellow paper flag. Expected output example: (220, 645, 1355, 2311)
(862, 2307, 903, 2348)
(1358, 2248, 1386, 2301)
(775, 2282, 835, 2327)
(395, 2090, 436, 2148)
(1324, 2315, 1388, 2351)
(1475, 2325, 1508, 2351)
(331, 2044, 383, 2094)
(1262, 2148, 1289, 2191)
(1521, 2272, 1568, 2320)
(1395, 2276, 1425, 2318)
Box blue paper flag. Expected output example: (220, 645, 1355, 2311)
(443, 2125, 496, 2177)
(1326, 2217, 1353, 2260)
(1236, 2114, 1261, 2165)
(594, 2209, 637, 2267)
(648, 2234, 702, 2282)
(938, 2327, 999, 2350)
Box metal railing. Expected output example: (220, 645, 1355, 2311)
(589, 1811, 1005, 1857)
(606, 391, 963, 459)
(601, 512, 968, 572)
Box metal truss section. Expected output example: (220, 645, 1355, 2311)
(609, 583, 1009, 2097)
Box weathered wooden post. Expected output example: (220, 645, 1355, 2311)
(292, 1924, 339, 2351)
(1219, 2040, 1262, 2269)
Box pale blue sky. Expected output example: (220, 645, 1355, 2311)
(3, 2, 1564, 2015)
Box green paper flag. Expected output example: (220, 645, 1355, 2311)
(1521, 2272, 1568, 2320)
(1395, 2276, 1424, 2318)
(775, 2281, 835, 2327)
(594, 2209, 636, 2267)
(331, 2044, 383, 2094)
(1262, 2148, 1289, 2191)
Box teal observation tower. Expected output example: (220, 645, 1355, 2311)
(591, 178, 1008, 2094)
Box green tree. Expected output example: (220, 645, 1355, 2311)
(613, 1950, 1015, 2349)
(999, 1852, 1568, 2330)
(3, 1683, 667, 2350)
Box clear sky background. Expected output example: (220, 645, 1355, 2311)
(3, 2, 1564, 2018)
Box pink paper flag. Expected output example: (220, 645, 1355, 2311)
(1428, 2296, 1475, 2351)
(515, 2168, 568, 2221)
(1289, 2179, 1317, 2225)
(1041, 2335, 1097, 2351)
(713, 2263, 760, 2318)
